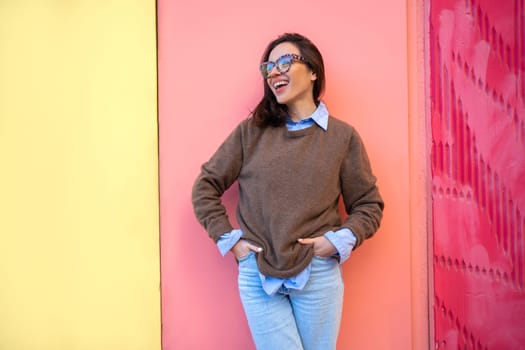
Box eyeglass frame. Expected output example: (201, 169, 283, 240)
(259, 53, 306, 79)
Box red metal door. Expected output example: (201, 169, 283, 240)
(430, 0, 525, 349)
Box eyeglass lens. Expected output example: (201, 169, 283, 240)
(261, 55, 293, 78)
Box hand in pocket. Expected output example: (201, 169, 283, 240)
(231, 239, 263, 260)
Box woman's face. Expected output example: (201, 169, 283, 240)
(265, 42, 317, 108)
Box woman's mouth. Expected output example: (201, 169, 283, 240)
(272, 80, 289, 93)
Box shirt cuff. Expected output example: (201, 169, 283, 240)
(324, 228, 357, 264)
(217, 229, 243, 256)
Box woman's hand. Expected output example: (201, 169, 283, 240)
(298, 236, 337, 258)
(231, 239, 263, 260)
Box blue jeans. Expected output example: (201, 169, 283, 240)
(237, 252, 344, 350)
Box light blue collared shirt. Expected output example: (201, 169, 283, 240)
(217, 102, 357, 295)
(285, 101, 329, 131)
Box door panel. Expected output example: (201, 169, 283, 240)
(430, 0, 525, 348)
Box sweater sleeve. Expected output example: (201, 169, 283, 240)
(192, 123, 244, 242)
(340, 128, 384, 249)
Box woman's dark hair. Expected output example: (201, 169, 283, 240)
(252, 33, 325, 127)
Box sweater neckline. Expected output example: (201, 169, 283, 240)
(284, 124, 318, 138)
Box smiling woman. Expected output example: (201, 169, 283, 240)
(191, 33, 384, 350)
(263, 43, 317, 118)
(252, 34, 326, 127)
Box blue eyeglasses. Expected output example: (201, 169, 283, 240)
(259, 53, 306, 79)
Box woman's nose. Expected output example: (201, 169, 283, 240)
(266, 65, 281, 78)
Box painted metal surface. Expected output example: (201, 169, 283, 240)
(430, 0, 525, 348)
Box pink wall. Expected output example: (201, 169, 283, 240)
(158, 1, 411, 348)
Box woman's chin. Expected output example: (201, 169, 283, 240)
(274, 95, 289, 105)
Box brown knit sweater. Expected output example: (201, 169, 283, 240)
(192, 116, 384, 278)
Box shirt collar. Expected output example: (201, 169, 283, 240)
(286, 101, 329, 131)
(311, 101, 329, 131)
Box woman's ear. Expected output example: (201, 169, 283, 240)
(311, 72, 317, 81)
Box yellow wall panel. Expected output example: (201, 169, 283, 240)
(0, 1, 160, 349)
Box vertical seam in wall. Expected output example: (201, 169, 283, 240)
(407, 0, 432, 349)
(154, 0, 163, 349)
(424, 0, 434, 347)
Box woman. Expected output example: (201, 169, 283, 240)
(192, 33, 384, 350)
